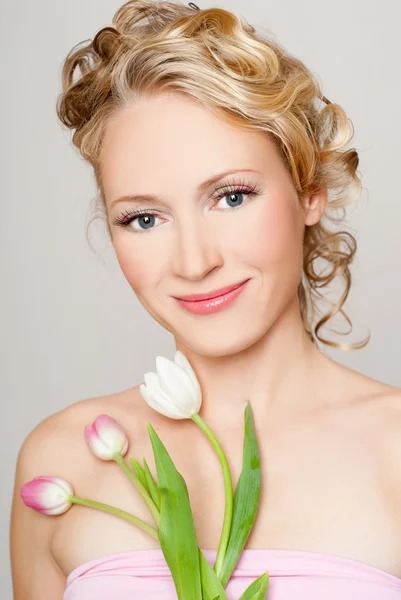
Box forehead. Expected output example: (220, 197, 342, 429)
(100, 93, 284, 202)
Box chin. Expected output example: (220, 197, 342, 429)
(175, 321, 266, 358)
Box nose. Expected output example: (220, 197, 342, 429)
(171, 218, 223, 281)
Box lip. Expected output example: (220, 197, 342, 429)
(173, 279, 250, 301)
(173, 278, 251, 315)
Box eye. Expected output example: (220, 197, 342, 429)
(210, 180, 261, 214)
(112, 180, 262, 232)
(214, 188, 251, 210)
(130, 212, 162, 232)
(111, 209, 163, 232)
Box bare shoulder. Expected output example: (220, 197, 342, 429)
(374, 385, 401, 528)
(351, 365, 401, 426)
(323, 358, 401, 448)
(325, 358, 401, 408)
(321, 361, 401, 531)
(11, 387, 150, 596)
(17, 386, 148, 486)
(346, 368, 401, 487)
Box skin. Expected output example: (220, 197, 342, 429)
(101, 91, 334, 430)
(11, 92, 401, 594)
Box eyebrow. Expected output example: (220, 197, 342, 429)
(109, 168, 262, 206)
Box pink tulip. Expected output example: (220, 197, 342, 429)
(84, 414, 129, 461)
(20, 476, 73, 515)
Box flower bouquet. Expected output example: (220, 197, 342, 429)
(20, 350, 268, 599)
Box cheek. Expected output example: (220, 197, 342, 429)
(112, 236, 154, 290)
(243, 197, 303, 267)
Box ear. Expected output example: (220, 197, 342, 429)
(302, 186, 327, 226)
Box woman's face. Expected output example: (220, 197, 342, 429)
(101, 92, 324, 356)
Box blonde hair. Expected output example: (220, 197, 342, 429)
(56, 0, 369, 351)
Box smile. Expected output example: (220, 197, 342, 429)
(174, 279, 251, 315)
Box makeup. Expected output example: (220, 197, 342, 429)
(174, 279, 250, 314)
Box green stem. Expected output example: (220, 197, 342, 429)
(69, 495, 159, 540)
(113, 452, 161, 528)
(190, 413, 233, 578)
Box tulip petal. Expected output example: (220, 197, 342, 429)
(155, 356, 182, 397)
(84, 414, 128, 461)
(41, 502, 72, 516)
(174, 350, 199, 390)
(144, 371, 161, 390)
(140, 382, 172, 416)
(20, 476, 73, 515)
(140, 354, 202, 419)
(143, 373, 167, 404)
(143, 371, 187, 417)
(152, 386, 190, 419)
(122, 437, 129, 455)
(155, 356, 198, 415)
(139, 383, 187, 419)
(85, 424, 113, 460)
(174, 350, 202, 412)
(94, 414, 127, 454)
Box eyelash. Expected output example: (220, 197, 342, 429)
(111, 178, 262, 232)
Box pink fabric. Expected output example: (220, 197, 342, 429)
(63, 547, 401, 599)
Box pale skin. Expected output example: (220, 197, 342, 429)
(10, 92, 401, 598)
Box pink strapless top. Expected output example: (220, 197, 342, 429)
(63, 547, 401, 599)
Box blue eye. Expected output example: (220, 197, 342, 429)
(130, 213, 161, 232)
(112, 209, 162, 232)
(112, 181, 261, 232)
(215, 190, 247, 209)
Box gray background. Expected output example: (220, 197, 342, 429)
(2, 0, 400, 597)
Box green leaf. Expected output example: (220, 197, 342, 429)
(129, 457, 150, 493)
(238, 572, 269, 599)
(143, 456, 162, 511)
(147, 422, 202, 600)
(219, 402, 261, 587)
(198, 549, 228, 600)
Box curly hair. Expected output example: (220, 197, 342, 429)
(56, 0, 369, 351)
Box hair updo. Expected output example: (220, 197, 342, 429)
(56, 0, 369, 351)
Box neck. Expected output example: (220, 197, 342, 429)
(174, 296, 334, 431)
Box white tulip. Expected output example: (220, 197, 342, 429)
(139, 350, 202, 419)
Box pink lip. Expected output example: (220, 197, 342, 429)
(174, 279, 250, 302)
(174, 279, 250, 315)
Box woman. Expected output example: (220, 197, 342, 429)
(10, 1, 401, 598)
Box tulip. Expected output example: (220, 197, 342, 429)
(84, 414, 160, 527)
(84, 414, 128, 460)
(20, 475, 159, 540)
(139, 350, 202, 419)
(20, 476, 73, 515)
(139, 350, 233, 577)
